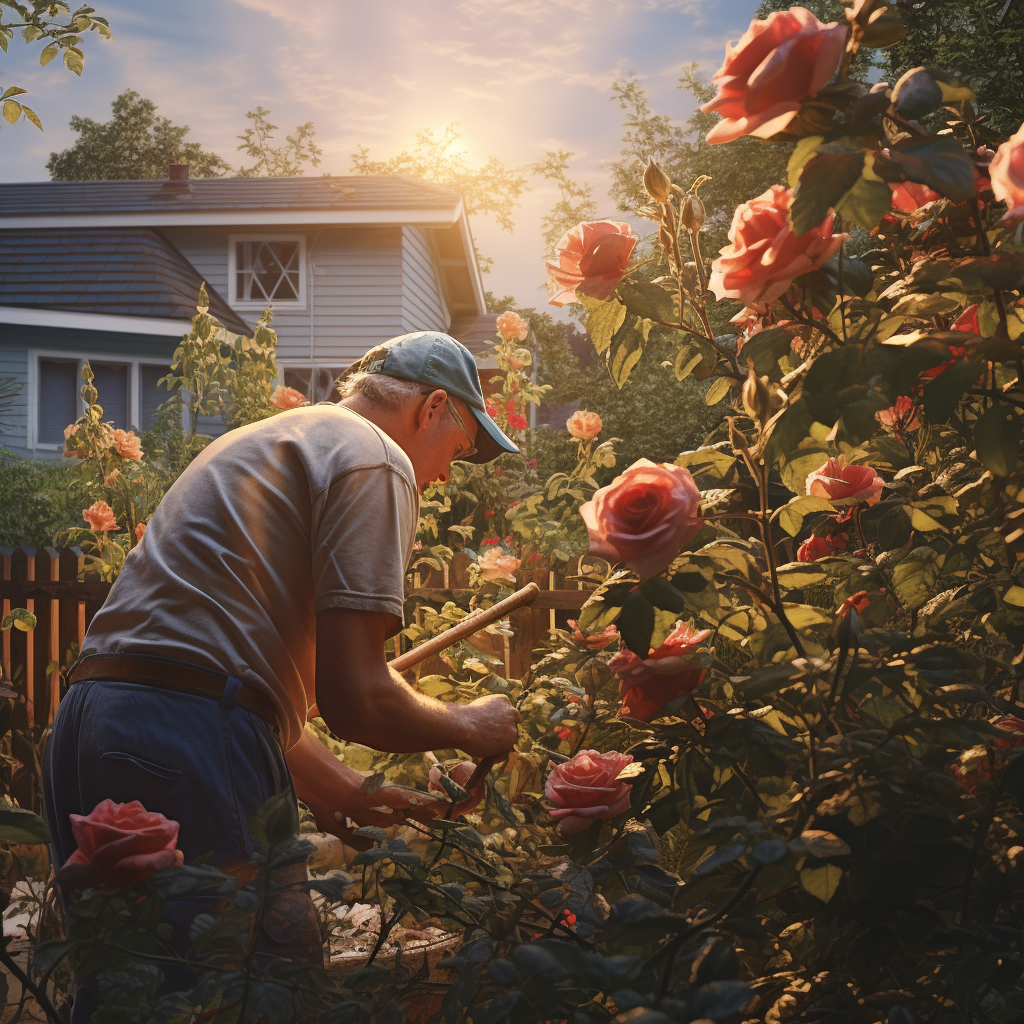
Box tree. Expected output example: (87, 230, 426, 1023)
(0, 1, 110, 129)
(235, 105, 322, 177)
(351, 124, 530, 233)
(47, 89, 230, 179)
(533, 149, 596, 255)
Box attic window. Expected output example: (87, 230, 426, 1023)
(230, 235, 305, 307)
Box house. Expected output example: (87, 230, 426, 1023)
(0, 168, 487, 458)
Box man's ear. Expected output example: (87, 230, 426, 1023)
(417, 389, 447, 430)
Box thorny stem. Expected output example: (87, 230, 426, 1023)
(779, 296, 843, 348)
(0, 942, 65, 1024)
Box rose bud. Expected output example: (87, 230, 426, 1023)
(643, 157, 673, 204)
(681, 194, 706, 232)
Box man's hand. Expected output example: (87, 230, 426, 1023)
(459, 694, 522, 760)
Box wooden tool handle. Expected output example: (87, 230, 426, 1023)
(389, 582, 540, 672)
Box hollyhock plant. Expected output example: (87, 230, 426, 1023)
(609, 620, 713, 721)
(989, 122, 1024, 224)
(797, 532, 847, 561)
(806, 456, 884, 507)
(700, 6, 847, 145)
(270, 385, 309, 410)
(566, 410, 602, 441)
(544, 749, 634, 836)
(53, 799, 184, 893)
(709, 185, 845, 306)
(546, 220, 637, 306)
(580, 459, 703, 579)
(82, 500, 118, 533)
(496, 310, 529, 342)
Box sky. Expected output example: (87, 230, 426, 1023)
(0, 0, 763, 311)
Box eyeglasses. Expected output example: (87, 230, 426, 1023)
(422, 390, 477, 459)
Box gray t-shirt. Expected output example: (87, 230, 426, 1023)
(83, 405, 419, 749)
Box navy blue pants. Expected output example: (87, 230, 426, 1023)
(43, 675, 320, 1018)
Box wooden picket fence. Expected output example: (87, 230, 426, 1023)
(0, 547, 593, 732)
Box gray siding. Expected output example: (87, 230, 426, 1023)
(161, 226, 408, 369)
(0, 342, 28, 455)
(401, 227, 449, 333)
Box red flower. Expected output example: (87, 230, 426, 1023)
(53, 799, 183, 893)
(567, 618, 619, 650)
(526, 459, 538, 470)
(580, 459, 703, 579)
(486, 400, 499, 418)
(837, 591, 870, 619)
(889, 181, 941, 212)
(709, 185, 845, 306)
(546, 220, 637, 306)
(701, 6, 847, 144)
(953, 304, 980, 335)
(797, 533, 847, 562)
(806, 456, 884, 507)
(544, 749, 633, 836)
(507, 412, 529, 431)
(555, 727, 571, 742)
(876, 395, 921, 431)
(991, 715, 1024, 749)
(609, 621, 713, 721)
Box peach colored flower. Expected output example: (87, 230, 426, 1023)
(567, 619, 619, 650)
(270, 385, 309, 410)
(546, 220, 638, 306)
(82, 500, 118, 533)
(990, 122, 1024, 225)
(111, 428, 142, 461)
(104, 469, 121, 486)
(566, 410, 602, 441)
(580, 459, 703, 579)
(476, 547, 521, 584)
(496, 311, 529, 342)
(805, 456, 884, 507)
(53, 799, 183, 893)
(797, 533, 847, 561)
(889, 181, 941, 212)
(710, 186, 845, 307)
(544, 749, 633, 837)
(876, 395, 921, 431)
(510, 348, 532, 371)
(135, 522, 147, 542)
(609, 621, 713, 721)
(701, 6, 847, 145)
(63, 423, 85, 459)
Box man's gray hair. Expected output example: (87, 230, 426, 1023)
(337, 371, 426, 410)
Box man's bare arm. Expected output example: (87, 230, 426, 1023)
(311, 606, 519, 758)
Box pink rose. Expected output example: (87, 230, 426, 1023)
(710, 185, 845, 307)
(82, 500, 118, 532)
(544, 749, 634, 836)
(566, 410, 602, 441)
(609, 620, 713, 721)
(428, 760, 484, 814)
(496, 311, 529, 342)
(876, 395, 921, 431)
(111, 428, 142, 461)
(700, 6, 847, 145)
(806, 456, 884, 506)
(270, 385, 309, 410)
(989, 122, 1024, 224)
(797, 532, 847, 561)
(546, 220, 637, 306)
(580, 459, 703, 579)
(889, 181, 941, 212)
(476, 547, 520, 584)
(566, 618, 619, 650)
(53, 799, 183, 893)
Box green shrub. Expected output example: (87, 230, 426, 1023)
(0, 449, 94, 549)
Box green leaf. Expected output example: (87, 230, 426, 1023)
(775, 562, 829, 587)
(741, 327, 794, 381)
(583, 297, 627, 356)
(891, 546, 941, 609)
(791, 145, 865, 236)
(974, 403, 1022, 477)
(787, 134, 825, 187)
(834, 172, 893, 232)
(921, 360, 984, 424)
(799, 864, 842, 903)
(0, 86, 27, 100)
(781, 603, 834, 628)
(673, 343, 704, 381)
(617, 589, 655, 657)
(640, 577, 689, 614)
(774, 495, 836, 537)
(616, 281, 675, 324)
(39, 42, 58, 66)
(608, 317, 646, 388)
(874, 137, 976, 203)
(20, 103, 41, 130)
(0, 806, 51, 845)
(2, 99, 21, 124)
(1, 607, 37, 632)
(705, 376, 731, 406)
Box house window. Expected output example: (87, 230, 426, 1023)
(32, 354, 172, 449)
(230, 235, 305, 307)
(283, 366, 345, 404)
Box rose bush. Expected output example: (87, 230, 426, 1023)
(580, 458, 702, 578)
(53, 799, 183, 893)
(545, 219, 637, 305)
(543, 749, 633, 836)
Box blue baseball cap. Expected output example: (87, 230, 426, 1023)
(353, 331, 519, 464)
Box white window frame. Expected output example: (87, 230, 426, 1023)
(276, 361, 351, 404)
(27, 349, 170, 451)
(227, 233, 307, 311)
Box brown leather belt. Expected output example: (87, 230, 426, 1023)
(68, 654, 280, 735)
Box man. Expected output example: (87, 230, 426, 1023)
(43, 331, 521, 969)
